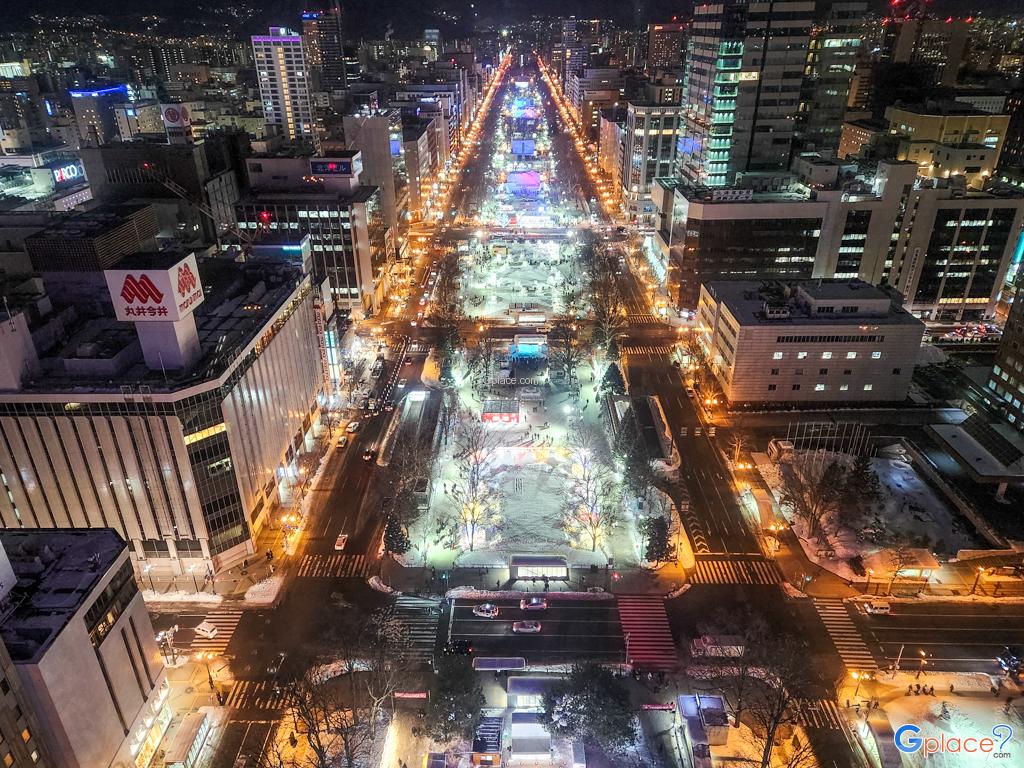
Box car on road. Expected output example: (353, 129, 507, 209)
(444, 639, 473, 655)
(865, 600, 891, 615)
(345, 421, 361, 433)
(997, 646, 1023, 675)
(397, 378, 408, 389)
(512, 620, 542, 634)
(684, 386, 696, 398)
(383, 400, 396, 412)
(520, 596, 548, 611)
(334, 534, 349, 551)
(472, 603, 499, 618)
(194, 620, 219, 639)
(336, 435, 349, 448)
(362, 448, 377, 462)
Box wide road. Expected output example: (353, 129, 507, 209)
(854, 601, 1024, 674)
(445, 598, 624, 664)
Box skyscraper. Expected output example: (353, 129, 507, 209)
(252, 27, 316, 142)
(302, 4, 347, 91)
(647, 22, 687, 71)
(795, 2, 865, 158)
(679, 0, 813, 187)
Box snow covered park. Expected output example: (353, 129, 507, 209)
(755, 450, 981, 581)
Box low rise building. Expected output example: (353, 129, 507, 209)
(696, 279, 925, 407)
(0, 529, 169, 768)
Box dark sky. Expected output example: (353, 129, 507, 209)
(6, 0, 1019, 38)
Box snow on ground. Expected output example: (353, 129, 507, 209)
(463, 239, 580, 321)
(243, 575, 283, 605)
(142, 589, 223, 605)
(861, 671, 1023, 768)
(755, 451, 979, 581)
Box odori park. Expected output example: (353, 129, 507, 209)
(379, 72, 678, 583)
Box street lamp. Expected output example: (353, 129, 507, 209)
(187, 564, 200, 593)
(851, 671, 862, 699)
(142, 564, 156, 592)
(194, 651, 217, 691)
(971, 566, 985, 594)
(916, 650, 929, 679)
(865, 568, 874, 595)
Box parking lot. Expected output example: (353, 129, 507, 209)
(446, 597, 624, 664)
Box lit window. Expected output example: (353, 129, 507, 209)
(840, 384, 849, 391)
(846, 352, 857, 359)
(20, 730, 28, 743)
(815, 383, 826, 391)
(822, 352, 832, 359)
(773, 352, 783, 360)
(863, 384, 873, 391)
(797, 351, 808, 359)
(871, 351, 881, 359)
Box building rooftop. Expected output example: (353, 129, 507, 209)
(24, 202, 152, 242)
(0, 529, 127, 664)
(242, 185, 378, 205)
(6, 254, 307, 396)
(703, 279, 925, 328)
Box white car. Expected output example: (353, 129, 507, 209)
(345, 421, 361, 433)
(520, 597, 548, 611)
(473, 603, 499, 618)
(512, 620, 542, 634)
(334, 534, 349, 551)
(397, 379, 408, 388)
(194, 620, 219, 639)
(336, 435, 349, 448)
(685, 386, 696, 398)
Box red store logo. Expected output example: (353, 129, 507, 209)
(120, 275, 164, 304)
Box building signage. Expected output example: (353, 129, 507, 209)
(487, 377, 542, 386)
(641, 702, 676, 711)
(310, 154, 363, 177)
(394, 691, 428, 699)
(160, 103, 191, 127)
(52, 162, 84, 185)
(104, 253, 205, 322)
(313, 297, 332, 396)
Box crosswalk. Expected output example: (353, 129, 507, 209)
(297, 554, 373, 579)
(627, 313, 663, 325)
(189, 608, 243, 655)
(617, 594, 678, 671)
(689, 556, 784, 585)
(794, 697, 845, 730)
(620, 345, 673, 356)
(394, 595, 442, 662)
(813, 598, 878, 671)
(222, 680, 294, 711)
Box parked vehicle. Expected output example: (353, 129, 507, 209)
(865, 600, 891, 615)
(345, 421, 361, 433)
(473, 603, 499, 618)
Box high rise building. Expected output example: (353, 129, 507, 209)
(566, 67, 624, 139)
(343, 109, 408, 247)
(1000, 89, 1024, 169)
(647, 22, 687, 71)
(879, 16, 969, 88)
(989, 275, 1024, 433)
(795, 2, 865, 157)
(252, 27, 316, 143)
(302, 4, 347, 92)
(679, 0, 813, 187)
(620, 93, 682, 223)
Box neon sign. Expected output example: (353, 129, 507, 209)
(52, 163, 82, 184)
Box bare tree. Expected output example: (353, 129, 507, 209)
(778, 455, 844, 542)
(747, 634, 819, 768)
(380, 423, 437, 527)
(560, 423, 622, 552)
(451, 413, 503, 550)
(585, 241, 626, 351)
(885, 536, 916, 595)
(729, 433, 749, 467)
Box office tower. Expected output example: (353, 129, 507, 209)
(647, 22, 687, 71)
(70, 83, 129, 146)
(113, 99, 163, 140)
(343, 109, 408, 244)
(989, 275, 1024, 432)
(795, 2, 865, 157)
(879, 15, 969, 88)
(566, 67, 625, 139)
(680, 0, 813, 187)
(303, 4, 347, 91)
(1001, 90, 1024, 169)
(252, 27, 316, 142)
(0, 530, 168, 768)
(620, 92, 682, 223)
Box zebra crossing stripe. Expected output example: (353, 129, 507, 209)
(395, 596, 441, 662)
(297, 554, 370, 578)
(689, 558, 783, 585)
(621, 345, 672, 356)
(813, 599, 878, 670)
(223, 680, 294, 710)
(189, 608, 243, 654)
(795, 698, 845, 730)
